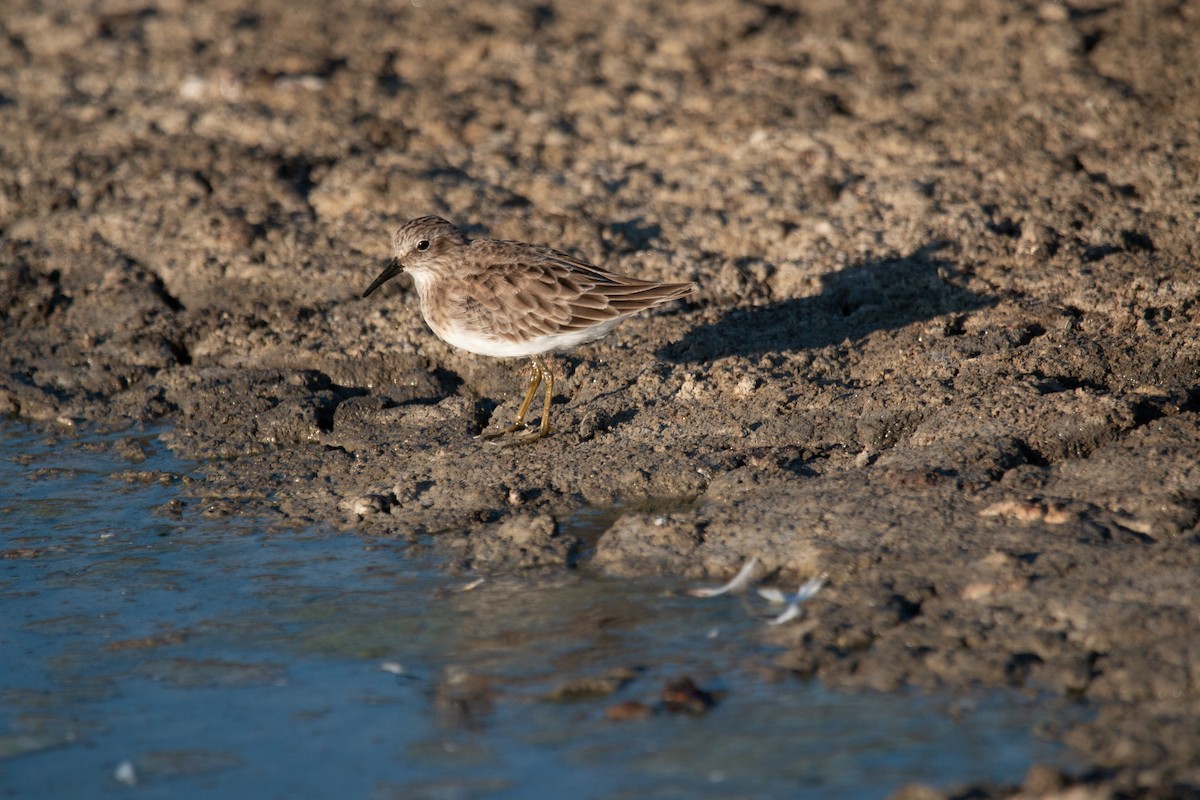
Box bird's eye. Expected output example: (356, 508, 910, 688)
(416, 240, 430, 251)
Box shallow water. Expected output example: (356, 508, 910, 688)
(0, 421, 1073, 798)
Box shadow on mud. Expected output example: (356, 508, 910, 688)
(661, 242, 994, 363)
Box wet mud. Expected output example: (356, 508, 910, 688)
(3, 0, 1199, 795)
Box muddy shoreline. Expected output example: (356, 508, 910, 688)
(4, 0, 1199, 795)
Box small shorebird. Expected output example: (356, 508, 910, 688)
(363, 216, 694, 444)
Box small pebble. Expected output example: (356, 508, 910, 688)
(605, 701, 653, 721)
(113, 760, 137, 786)
(351, 494, 387, 517)
(661, 677, 717, 714)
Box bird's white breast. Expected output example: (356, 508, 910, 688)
(433, 318, 623, 358)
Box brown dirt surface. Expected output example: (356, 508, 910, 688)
(3, 0, 1199, 795)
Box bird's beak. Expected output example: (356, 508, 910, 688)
(363, 257, 403, 298)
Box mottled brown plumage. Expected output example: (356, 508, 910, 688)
(363, 216, 694, 444)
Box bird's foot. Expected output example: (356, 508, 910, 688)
(476, 423, 551, 446)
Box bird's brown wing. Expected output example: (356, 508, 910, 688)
(462, 246, 693, 343)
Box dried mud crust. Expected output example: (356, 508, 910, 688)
(2, 0, 1199, 795)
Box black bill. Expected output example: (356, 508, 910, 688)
(362, 257, 404, 298)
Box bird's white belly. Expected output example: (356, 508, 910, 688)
(433, 318, 622, 359)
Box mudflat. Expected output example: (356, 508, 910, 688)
(2, 1, 1198, 795)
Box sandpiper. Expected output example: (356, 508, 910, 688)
(363, 216, 694, 444)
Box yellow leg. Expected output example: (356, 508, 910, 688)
(480, 358, 542, 439)
(503, 357, 554, 445)
(478, 357, 556, 445)
(537, 360, 554, 437)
